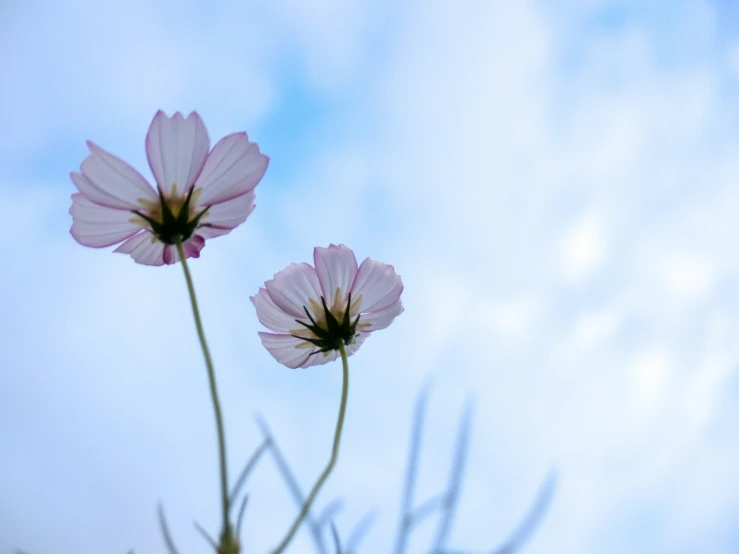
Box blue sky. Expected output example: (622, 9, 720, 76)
(2, 0, 739, 552)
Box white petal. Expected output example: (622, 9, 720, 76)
(74, 143, 157, 209)
(313, 244, 358, 311)
(259, 332, 313, 369)
(300, 349, 339, 368)
(114, 231, 147, 254)
(162, 245, 176, 265)
(160, 236, 206, 265)
(194, 132, 269, 205)
(184, 235, 206, 258)
(69, 193, 144, 247)
(146, 111, 210, 195)
(251, 287, 301, 334)
(350, 258, 404, 313)
(265, 262, 322, 319)
(195, 226, 232, 240)
(344, 333, 367, 356)
(114, 232, 165, 266)
(359, 300, 404, 332)
(197, 190, 255, 239)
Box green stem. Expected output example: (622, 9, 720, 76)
(271, 343, 350, 554)
(176, 239, 232, 543)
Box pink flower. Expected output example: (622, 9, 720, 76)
(252, 244, 404, 368)
(69, 111, 269, 266)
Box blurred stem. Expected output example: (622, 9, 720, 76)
(272, 343, 350, 554)
(176, 239, 233, 547)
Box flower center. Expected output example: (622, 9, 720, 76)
(292, 293, 360, 355)
(133, 186, 211, 245)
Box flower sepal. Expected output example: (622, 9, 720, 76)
(293, 294, 360, 355)
(134, 186, 210, 245)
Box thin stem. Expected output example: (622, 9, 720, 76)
(432, 401, 473, 550)
(158, 503, 181, 554)
(176, 239, 231, 542)
(393, 384, 430, 554)
(230, 437, 271, 505)
(256, 416, 327, 554)
(271, 343, 350, 554)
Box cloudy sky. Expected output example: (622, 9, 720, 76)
(2, 0, 739, 552)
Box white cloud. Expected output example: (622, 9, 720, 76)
(659, 250, 718, 297)
(478, 295, 543, 341)
(559, 211, 607, 282)
(556, 304, 623, 364)
(631, 347, 672, 418)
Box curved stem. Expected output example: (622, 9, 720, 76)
(271, 343, 350, 554)
(176, 239, 231, 541)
